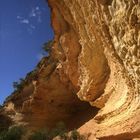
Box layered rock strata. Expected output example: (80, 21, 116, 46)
(1, 0, 140, 139)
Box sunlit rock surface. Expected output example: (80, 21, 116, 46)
(1, 0, 140, 139)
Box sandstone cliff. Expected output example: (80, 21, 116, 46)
(0, 0, 140, 139)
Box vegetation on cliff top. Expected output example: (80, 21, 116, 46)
(3, 40, 54, 105)
(42, 40, 53, 54)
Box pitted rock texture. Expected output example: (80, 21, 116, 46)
(48, 0, 140, 139)
(1, 0, 140, 139)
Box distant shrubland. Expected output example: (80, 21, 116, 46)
(0, 122, 85, 140)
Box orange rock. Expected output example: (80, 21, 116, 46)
(1, 0, 140, 139)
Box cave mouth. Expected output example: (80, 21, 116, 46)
(63, 101, 99, 131)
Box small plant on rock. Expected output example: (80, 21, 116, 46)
(13, 78, 26, 92)
(42, 40, 53, 53)
(69, 129, 85, 140)
(29, 129, 49, 140)
(50, 121, 67, 139)
(0, 126, 24, 140)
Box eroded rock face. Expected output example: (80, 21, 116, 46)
(48, 0, 140, 139)
(1, 0, 140, 139)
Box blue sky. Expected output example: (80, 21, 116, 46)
(0, 0, 53, 104)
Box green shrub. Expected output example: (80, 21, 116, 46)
(29, 122, 67, 140)
(0, 130, 7, 140)
(70, 129, 79, 140)
(50, 122, 67, 139)
(42, 40, 53, 53)
(28, 123, 84, 140)
(69, 129, 84, 140)
(13, 78, 26, 92)
(29, 128, 52, 140)
(0, 123, 84, 140)
(29, 132, 47, 140)
(0, 105, 2, 109)
(26, 70, 38, 81)
(0, 126, 24, 140)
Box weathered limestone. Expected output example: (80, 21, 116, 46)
(48, 0, 140, 139)
(1, 0, 140, 139)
